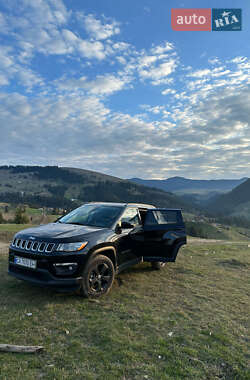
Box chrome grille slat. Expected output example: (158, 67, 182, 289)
(16, 239, 22, 248)
(45, 243, 55, 253)
(31, 241, 39, 251)
(13, 239, 55, 254)
(38, 242, 46, 252)
(25, 241, 32, 250)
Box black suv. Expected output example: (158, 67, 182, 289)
(8, 202, 186, 297)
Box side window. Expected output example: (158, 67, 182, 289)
(145, 210, 180, 225)
(121, 208, 140, 226)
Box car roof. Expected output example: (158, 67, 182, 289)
(85, 202, 155, 209)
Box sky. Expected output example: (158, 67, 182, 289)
(0, 0, 249, 180)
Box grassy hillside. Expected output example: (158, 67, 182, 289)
(209, 178, 250, 219)
(0, 242, 249, 379)
(0, 166, 194, 211)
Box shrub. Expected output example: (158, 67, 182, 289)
(0, 212, 5, 224)
(14, 208, 29, 224)
(185, 221, 227, 240)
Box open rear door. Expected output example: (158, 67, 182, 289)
(141, 208, 186, 262)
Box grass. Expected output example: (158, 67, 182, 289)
(0, 220, 60, 243)
(0, 242, 249, 379)
(0, 224, 34, 243)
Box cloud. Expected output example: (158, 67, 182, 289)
(0, 45, 43, 90)
(151, 42, 174, 55)
(77, 40, 106, 60)
(139, 60, 176, 84)
(188, 69, 212, 78)
(161, 88, 176, 95)
(0, 1, 121, 62)
(56, 73, 130, 95)
(0, 2, 250, 179)
(81, 13, 120, 40)
(1, 76, 250, 179)
(82, 74, 129, 95)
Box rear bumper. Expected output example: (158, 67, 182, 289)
(8, 263, 82, 292)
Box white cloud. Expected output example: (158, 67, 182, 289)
(82, 13, 120, 40)
(231, 56, 247, 64)
(133, 42, 178, 85)
(0, 2, 122, 62)
(208, 57, 220, 65)
(82, 74, 128, 95)
(139, 55, 158, 67)
(161, 88, 176, 95)
(188, 69, 211, 78)
(0, 46, 13, 68)
(78, 40, 105, 60)
(139, 60, 176, 82)
(1, 80, 250, 179)
(56, 73, 129, 95)
(151, 42, 174, 55)
(140, 105, 165, 114)
(62, 29, 78, 42)
(112, 42, 130, 51)
(0, 2, 250, 179)
(0, 74, 9, 86)
(0, 45, 43, 90)
(0, 12, 9, 34)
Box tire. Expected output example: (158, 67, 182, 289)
(151, 262, 166, 270)
(78, 255, 115, 298)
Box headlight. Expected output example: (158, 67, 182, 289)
(56, 242, 88, 252)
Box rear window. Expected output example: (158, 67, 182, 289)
(145, 210, 182, 225)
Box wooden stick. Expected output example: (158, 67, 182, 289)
(0, 344, 44, 353)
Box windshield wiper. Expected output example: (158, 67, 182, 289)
(64, 222, 85, 226)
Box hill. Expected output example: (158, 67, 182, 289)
(129, 176, 247, 201)
(208, 178, 250, 219)
(0, 165, 194, 211)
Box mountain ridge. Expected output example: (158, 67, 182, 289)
(129, 176, 248, 195)
(0, 165, 194, 211)
(208, 178, 250, 219)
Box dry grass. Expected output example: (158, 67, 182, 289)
(0, 241, 249, 379)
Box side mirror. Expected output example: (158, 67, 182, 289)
(121, 221, 134, 229)
(115, 222, 122, 234)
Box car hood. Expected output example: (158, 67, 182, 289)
(16, 223, 106, 239)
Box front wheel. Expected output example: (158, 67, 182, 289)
(151, 262, 166, 270)
(78, 255, 115, 298)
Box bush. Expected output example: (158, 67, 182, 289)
(14, 208, 29, 224)
(0, 212, 5, 224)
(185, 221, 227, 240)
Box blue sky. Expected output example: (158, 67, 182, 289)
(0, 0, 249, 179)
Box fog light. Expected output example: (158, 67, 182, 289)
(53, 262, 78, 275)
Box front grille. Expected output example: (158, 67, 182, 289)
(12, 238, 55, 254)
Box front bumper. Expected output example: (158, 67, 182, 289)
(8, 249, 87, 292)
(8, 264, 82, 292)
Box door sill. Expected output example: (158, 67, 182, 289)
(143, 256, 174, 263)
(117, 257, 142, 273)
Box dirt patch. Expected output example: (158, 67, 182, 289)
(0, 242, 9, 255)
(0, 230, 14, 244)
(188, 237, 247, 245)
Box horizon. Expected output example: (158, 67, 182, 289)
(0, 0, 249, 179)
(0, 164, 249, 182)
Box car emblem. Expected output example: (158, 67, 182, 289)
(29, 236, 35, 240)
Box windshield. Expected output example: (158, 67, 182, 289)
(58, 204, 123, 228)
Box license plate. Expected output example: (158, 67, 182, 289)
(14, 256, 37, 269)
